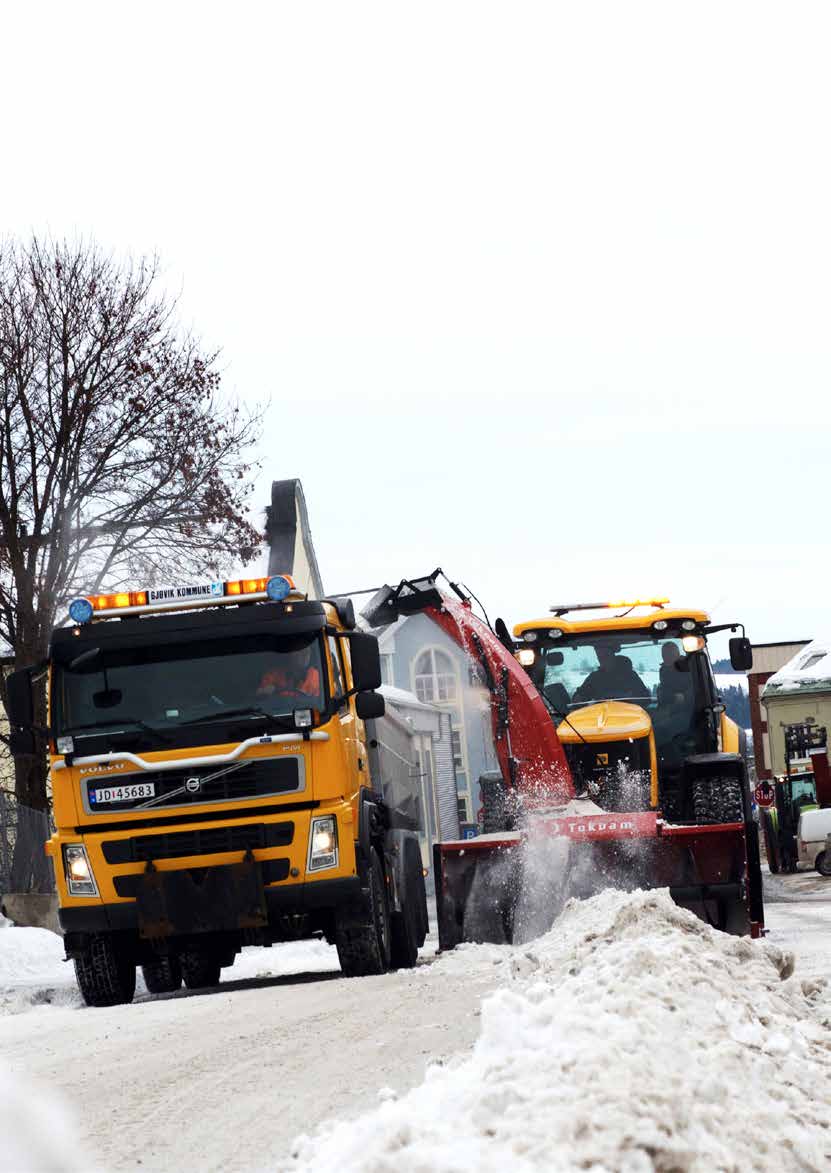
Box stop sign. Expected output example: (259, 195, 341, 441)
(754, 782, 775, 808)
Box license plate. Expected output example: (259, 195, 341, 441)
(90, 782, 156, 804)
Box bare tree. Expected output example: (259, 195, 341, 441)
(0, 236, 262, 838)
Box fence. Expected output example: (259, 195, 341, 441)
(0, 793, 55, 895)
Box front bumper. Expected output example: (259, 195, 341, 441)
(52, 801, 359, 937)
(59, 873, 363, 935)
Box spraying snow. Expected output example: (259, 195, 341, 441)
(290, 888, 831, 1172)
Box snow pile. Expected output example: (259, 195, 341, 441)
(290, 889, 831, 1172)
(0, 1063, 88, 1171)
(763, 640, 831, 697)
(0, 915, 81, 1015)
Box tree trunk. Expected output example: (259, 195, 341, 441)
(9, 672, 53, 893)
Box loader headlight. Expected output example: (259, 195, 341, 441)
(62, 844, 98, 897)
(294, 708, 312, 729)
(652, 619, 668, 631)
(515, 649, 536, 666)
(308, 816, 338, 872)
(682, 635, 705, 653)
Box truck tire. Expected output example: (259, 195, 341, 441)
(390, 841, 427, 969)
(141, 955, 182, 994)
(180, 948, 221, 990)
(692, 775, 744, 825)
(74, 935, 136, 1007)
(762, 809, 780, 873)
(815, 851, 831, 877)
(336, 849, 391, 977)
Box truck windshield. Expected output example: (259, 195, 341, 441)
(527, 631, 702, 759)
(53, 632, 326, 740)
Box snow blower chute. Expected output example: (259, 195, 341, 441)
(364, 573, 764, 947)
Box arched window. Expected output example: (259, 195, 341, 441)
(413, 647, 458, 704)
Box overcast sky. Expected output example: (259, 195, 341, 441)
(2, 2, 829, 647)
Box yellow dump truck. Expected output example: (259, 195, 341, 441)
(5, 574, 428, 1005)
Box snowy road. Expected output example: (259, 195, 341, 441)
(0, 937, 505, 1171)
(1, 875, 829, 1172)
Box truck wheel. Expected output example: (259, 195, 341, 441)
(815, 851, 831, 877)
(336, 849, 391, 977)
(390, 842, 426, 969)
(180, 948, 222, 990)
(762, 810, 780, 873)
(141, 955, 182, 994)
(692, 775, 744, 825)
(74, 935, 136, 1007)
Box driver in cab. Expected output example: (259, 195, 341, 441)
(257, 646, 321, 700)
(573, 643, 650, 705)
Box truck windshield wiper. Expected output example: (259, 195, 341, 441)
(184, 707, 296, 729)
(63, 718, 173, 744)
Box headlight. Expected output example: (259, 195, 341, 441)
(515, 649, 536, 666)
(294, 708, 312, 729)
(308, 816, 338, 872)
(682, 635, 705, 653)
(62, 844, 98, 897)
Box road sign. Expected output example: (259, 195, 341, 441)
(754, 782, 774, 809)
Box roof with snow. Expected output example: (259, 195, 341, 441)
(761, 639, 831, 699)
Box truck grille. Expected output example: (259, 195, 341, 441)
(85, 755, 303, 813)
(102, 820, 294, 865)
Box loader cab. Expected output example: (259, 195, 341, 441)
(513, 602, 747, 821)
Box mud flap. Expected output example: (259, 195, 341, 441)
(136, 859, 268, 938)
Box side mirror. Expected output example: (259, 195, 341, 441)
(729, 637, 753, 672)
(355, 690, 385, 720)
(6, 668, 34, 728)
(347, 632, 382, 691)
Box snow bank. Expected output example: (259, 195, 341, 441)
(0, 1068, 89, 1171)
(0, 915, 81, 1015)
(0, 1064, 88, 1171)
(290, 889, 831, 1172)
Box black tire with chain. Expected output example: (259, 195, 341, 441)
(74, 935, 136, 1007)
(692, 774, 744, 825)
(336, 849, 391, 977)
(141, 955, 183, 994)
(180, 948, 222, 990)
(390, 840, 426, 969)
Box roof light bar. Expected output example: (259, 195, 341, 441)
(549, 598, 670, 615)
(67, 574, 298, 623)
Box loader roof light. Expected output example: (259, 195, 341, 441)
(523, 631, 538, 643)
(653, 619, 668, 631)
(550, 597, 670, 615)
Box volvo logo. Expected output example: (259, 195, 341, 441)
(185, 776, 202, 794)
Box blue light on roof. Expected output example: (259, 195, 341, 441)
(266, 576, 292, 601)
(68, 598, 94, 624)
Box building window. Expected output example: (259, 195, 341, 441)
(413, 648, 458, 704)
(457, 794, 469, 824)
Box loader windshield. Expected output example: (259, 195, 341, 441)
(527, 631, 702, 759)
(52, 632, 326, 748)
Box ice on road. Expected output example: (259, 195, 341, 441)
(1, 886, 829, 1172)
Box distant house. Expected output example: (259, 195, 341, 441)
(373, 611, 498, 826)
(747, 640, 811, 778)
